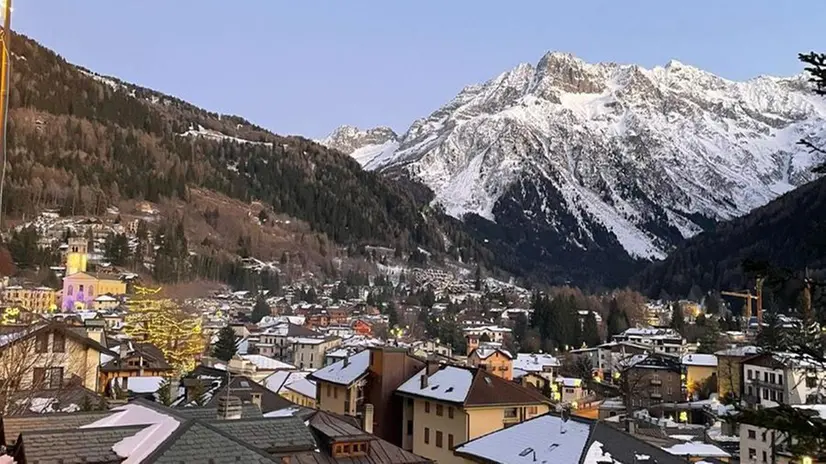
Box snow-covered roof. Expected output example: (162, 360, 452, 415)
(463, 325, 511, 334)
(288, 337, 330, 345)
(262, 370, 292, 393)
(121, 376, 165, 393)
(681, 354, 717, 367)
(240, 354, 295, 371)
(397, 366, 473, 403)
(455, 414, 591, 464)
(284, 377, 317, 399)
(263, 406, 301, 418)
(513, 353, 560, 372)
(618, 327, 682, 339)
(94, 295, 118, 302)
(310, 350, 370, 386)
(80, 403, 180, 463)
(661, 442, 730, 458)
(472, 345, 512, 360)
(714, 345, 760, 357)
(556, 377, 582, 388)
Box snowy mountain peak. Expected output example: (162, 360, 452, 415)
(336, 51, 826, 275)
(322, 125, 398, 153)
(321, 125, 400, 166)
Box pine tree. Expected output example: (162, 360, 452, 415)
(157, 377, 173, 406)
(212, 325, 238, 362)
(474, 265, 482, 291)
(386, 302, 399, 328)
(670, 302, 685, 333)
(513, 313, 528, 347)
(756, 309, 786, 352)
(697, 317, 723, 354)
(583, 312, 601, 347)
(251, 296, 271, 323)
(606, 298, 628, 337)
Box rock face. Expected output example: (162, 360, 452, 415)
(324, 52, 826, 285)
(321, 125, 399, 166)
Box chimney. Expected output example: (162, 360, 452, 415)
(344, 356, 350, 367)
(420, 374, 428, 389)
(86, 326, 104, 345)
(426, 357, 440, 376)
(362, 403, 374, 434)
(217, 395, 243, 420)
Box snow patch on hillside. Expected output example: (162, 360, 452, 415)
(179, 124, 273, 147)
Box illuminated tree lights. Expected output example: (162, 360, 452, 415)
(123, 286, 206, 373)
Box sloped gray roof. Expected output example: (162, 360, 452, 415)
(145, 421, 279, 463)
(2, 411, 114, 444)
(20, 424, 147, 464)
(175, 403, 263, 420)
(209, 417, 316, 453)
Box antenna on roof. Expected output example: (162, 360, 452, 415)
(560, 404, 570, 434)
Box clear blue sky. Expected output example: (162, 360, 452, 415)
(15, 1, 826, 139)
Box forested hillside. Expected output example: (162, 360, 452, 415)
(632, 175, 826, 305)
(2, 32, 491, 269)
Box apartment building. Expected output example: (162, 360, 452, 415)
(682, 353, 718, 398)
(619, 352, 685, 408)
(1, 285, 57, 312)
(466, 345, 513, 380)
(742, 352, 826, 407)
(311, 350, 371, 417)
(740, 405, 826, 464)
(463, 325, 511, 355)
(716, 345, 761, 399)
(512, 353, 560, 381)
(291, 336, 341, 370)
(612, 327, 685, 355)
(256, 322, 321, 360)
(396, 365, 551, 464)
(311, 347, 426, 445)
(0, 321, 115, 393)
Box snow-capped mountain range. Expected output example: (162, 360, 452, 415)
(322, 51, 826, 279)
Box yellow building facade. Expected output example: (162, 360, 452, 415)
(65, 237, 88, 277)
(1, 286, 57, 312)
(398, 366, 550, 464)
(0, 323, 113, 392)
(466, 347, 513, 380)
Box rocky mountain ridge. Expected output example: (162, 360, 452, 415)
(323, 51, 826, 284)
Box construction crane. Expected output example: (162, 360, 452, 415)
(722, 277, 765, 327)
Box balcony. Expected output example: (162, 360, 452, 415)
(748, 378, 784, 391)
(650, 379, 662, 386)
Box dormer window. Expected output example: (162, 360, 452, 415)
(332, 441, 369, 457)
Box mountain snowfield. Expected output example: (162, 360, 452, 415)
(323, 52, 826, 264)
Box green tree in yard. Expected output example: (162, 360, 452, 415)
(212, 325, 238, 362)
(251, 296, 271, 323)
(670, 302, 685, 333)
